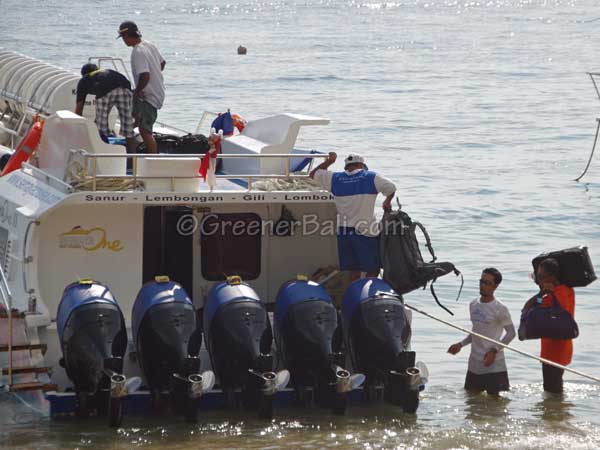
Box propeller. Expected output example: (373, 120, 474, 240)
(125, 376, 142, 394)
(275, 369, 290, 391)
(416, 361, 429, 384)
(201, 370, 216, 392)
(349, 373, 366, 390)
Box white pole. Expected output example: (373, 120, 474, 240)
(316, 270, 340, 286)
(404, 302, 600, 384)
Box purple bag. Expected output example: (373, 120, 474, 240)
(518, 293, 578, 341)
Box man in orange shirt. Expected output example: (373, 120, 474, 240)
(531, 258, 575, 393)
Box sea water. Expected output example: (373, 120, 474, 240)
(1, 0, 600, 448)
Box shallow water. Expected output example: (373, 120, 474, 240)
(2, 0, 600, 448)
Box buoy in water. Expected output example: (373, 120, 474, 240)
(237, 45, 247, 55)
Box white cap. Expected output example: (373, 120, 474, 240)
(344, 153, 365, 168)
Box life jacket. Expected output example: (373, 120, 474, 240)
(1, 120, 44, 176)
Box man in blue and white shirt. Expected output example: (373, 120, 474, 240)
(310, 152, 396, 281)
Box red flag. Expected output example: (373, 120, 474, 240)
(199, 137, 220, 181)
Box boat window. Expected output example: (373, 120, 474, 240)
(200, 213, 261, 281)
(143, 207, 194, 296)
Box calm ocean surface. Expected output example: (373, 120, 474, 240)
(2, 0, 600, 448)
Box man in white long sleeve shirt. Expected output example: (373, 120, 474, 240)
(448, 268, 516, 395)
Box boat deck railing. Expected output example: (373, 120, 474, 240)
(68, 150, 329, 192)
(0, 262, 14, 389)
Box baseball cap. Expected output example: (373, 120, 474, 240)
(344, 153, 366, 169)
(117, 21, 141, 39)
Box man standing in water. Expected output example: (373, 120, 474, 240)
(117, 21, 165, 154)
(309, 152, 396, 281)
(522, 258, 575, 394)
(448, 268, 516, 395)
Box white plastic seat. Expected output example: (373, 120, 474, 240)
(137, 156, 202, 192)
(37, 110, 126, 181)
(220, 113, 329, 175)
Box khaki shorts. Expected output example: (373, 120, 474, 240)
(132, 97, 158, 132)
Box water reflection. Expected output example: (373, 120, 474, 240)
(464, 391, 511, 423)
(531, 393, 574, 423)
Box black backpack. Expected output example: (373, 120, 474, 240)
(136, 132, 179, 153)
(176, 133, 210, 155)
(137, 133, 210, 155)
(380, 208, 463, 315)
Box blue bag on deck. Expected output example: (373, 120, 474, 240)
(211, 111, 235, 135)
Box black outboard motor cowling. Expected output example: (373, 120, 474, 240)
(132, 277, 210, 422)
(209, 299, 271, 386)
(342, 278, 426, 413)
(204, 276, 283, 419)
(274, 277, 352, 413)
(57, 280, 128, 426)
(280, 300, 338, 374)
(349, 295, 412, 374)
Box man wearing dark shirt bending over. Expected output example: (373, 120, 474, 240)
(75, 63, 136, 153)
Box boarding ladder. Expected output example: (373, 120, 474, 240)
(0, 266, 54, 392)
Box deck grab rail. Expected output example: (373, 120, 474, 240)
(0, 262, 14, 389)
(68, 150, 328, 192)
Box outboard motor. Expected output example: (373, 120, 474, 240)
(274, 276, 360, 414)
(132, 276, 213, 422)
(204, 276, 288, 419)
(57, 279, 128, 426)
(341, 278, 427, 413)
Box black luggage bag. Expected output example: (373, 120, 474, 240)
(137, 133, 210, 155)
(532, 246, 596, 288)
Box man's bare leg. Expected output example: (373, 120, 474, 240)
(126, 137, 138, 154)
(140, 128, 157, 154)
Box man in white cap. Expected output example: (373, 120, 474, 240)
(310, 152, 396, 281)
(117, 21, 165, 154)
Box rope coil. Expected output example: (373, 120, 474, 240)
(67, 160, 145, 191)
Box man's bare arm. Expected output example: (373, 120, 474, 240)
(134, 72, 150, 97)
(310, 152, 337, 179)
(75, 100, 85, 116)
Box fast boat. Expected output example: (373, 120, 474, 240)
(0, 49, 427, 424)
